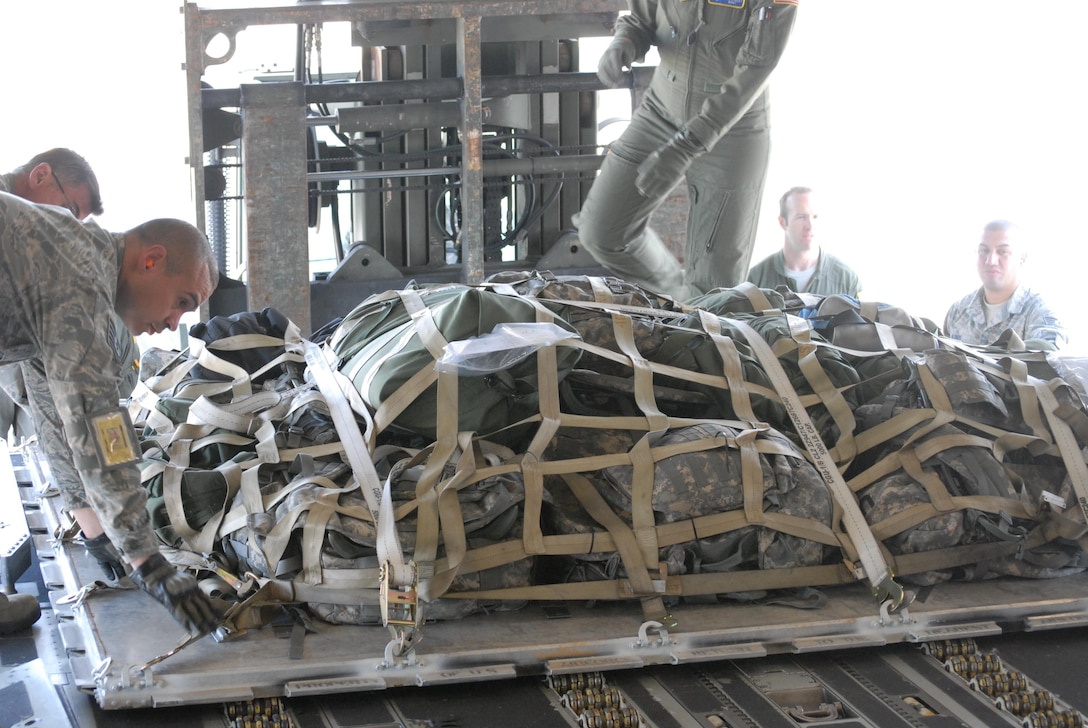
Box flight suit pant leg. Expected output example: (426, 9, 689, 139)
(573, 105, 689, 300)
(681, 96, 771, 294)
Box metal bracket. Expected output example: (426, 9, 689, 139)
(633, 620, 671, 648)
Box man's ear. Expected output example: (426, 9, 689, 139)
(27, 163, 52, 189)
(142, 245, 168, 272)
(778, 216, 787, 231)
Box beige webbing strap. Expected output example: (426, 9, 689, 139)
(782, 313, 858, 465)
(1032, 378, 1088, 526)
(422, 434, 486, 599)
(588, 275, 614, 302)
(560, 472, 659, 599)
(728, 317, 903, 605)
(296, 337, 414, 604)
(522, 299, 565, 460)
(731, 281, 776, 313)
(846, 407, 938, 472)
(187, 336, 256, 399)
(448, 561, 850, 602)
(410, 428, 459, 601)
(128, 356, 201, 433)
(1001, 356, 1051, 443)
(611, 312, 670, 618)
(698, 310, 758, 422)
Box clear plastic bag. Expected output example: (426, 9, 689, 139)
(1050, 354, 1088, 407)
(435, 322, 580, 376)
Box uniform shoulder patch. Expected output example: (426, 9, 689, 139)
(707, 0, 745, 8)
(107, 317, 123, 365)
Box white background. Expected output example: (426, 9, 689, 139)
(2, 2, 1085, 351)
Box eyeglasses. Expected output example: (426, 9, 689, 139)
(51, 171, 80, 218)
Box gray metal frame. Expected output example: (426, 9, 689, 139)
(183, 0, 627, 333)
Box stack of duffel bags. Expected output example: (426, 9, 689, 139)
(125, 274, 1088, 632)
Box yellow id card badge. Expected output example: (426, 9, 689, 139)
(87, 409, 141, 469)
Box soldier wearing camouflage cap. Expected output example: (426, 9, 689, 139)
(0, 191, 221, 636)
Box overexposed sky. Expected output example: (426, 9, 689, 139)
(2, 2, 1085, 350)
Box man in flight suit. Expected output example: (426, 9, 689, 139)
(575, 0, 799, 299)
(0, 191, 220, 636)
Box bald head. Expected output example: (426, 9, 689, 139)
(115, 219, 219, 335)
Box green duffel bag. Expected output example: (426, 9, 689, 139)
(331, 285, 582, 440)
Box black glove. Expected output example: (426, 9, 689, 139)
(597, 36, 637, 88)
(130, 553, 220, 634)
(82, 532, 126, 581)
(635, 128, 707, 200)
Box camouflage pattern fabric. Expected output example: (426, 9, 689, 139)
(945, 285, 1066, 349)
(124, 277, 1088, 629)
(18, 327, 138, 511)
(542, 423, 834, 598)
(0, 192, 158, 561)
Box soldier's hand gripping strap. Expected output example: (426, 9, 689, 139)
(131, 552, 221, 634)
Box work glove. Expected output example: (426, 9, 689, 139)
(635, 128, 707, 200)
(82, 532, 126, 582)
(597, 36, 637, 88)
(130, 552, 220, 634)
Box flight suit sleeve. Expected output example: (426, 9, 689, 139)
(685, 2, 798, 149)
(615, 0, 659, 59)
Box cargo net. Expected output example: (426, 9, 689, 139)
(127, 274, 1088, 632)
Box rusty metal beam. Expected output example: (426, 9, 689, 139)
(240, 82, 312, 334)
(457, 15, 485, 284)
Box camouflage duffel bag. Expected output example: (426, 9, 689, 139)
(539, 422, 840, 601)
(850, 406, 1085, 586)
(653, 310, 861, 452)
(219, 442, 533, 624)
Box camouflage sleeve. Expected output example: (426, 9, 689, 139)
(22, 319, 141, 514)
(20, 359, 90, 510)
(43, 295, 158, 562)
(943, 293, 976, 343)
(1020, 295, 1067, 349)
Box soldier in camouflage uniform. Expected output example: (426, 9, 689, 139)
(0, 149, 106, 442)
(0, 149, 116, 633)
(0, 191, 221, 635)
(944, 220, 1067, 350)
(0, 151, 139, 608)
